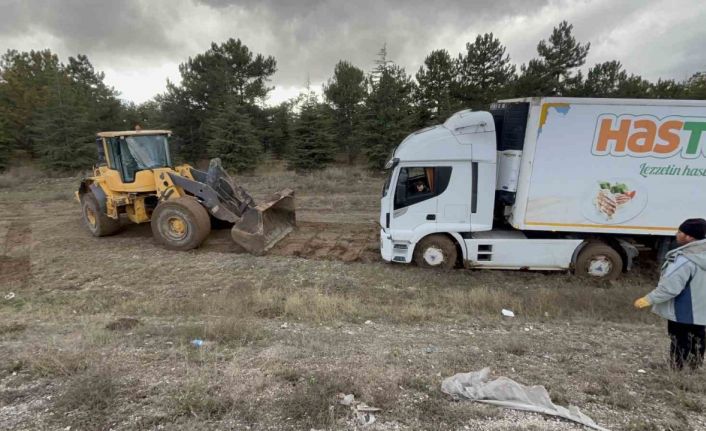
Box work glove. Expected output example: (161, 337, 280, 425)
(633, 296, 651, 309)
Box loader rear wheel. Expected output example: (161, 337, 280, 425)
(413, 235, 457, 270)
(575, 242, 623, 280)
(81, 193, 120, 237)
(151, 197, 211, 251)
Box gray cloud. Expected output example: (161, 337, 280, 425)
(0, 0, 704, 102)
(0, 0, 181, 62)
(189, 0, 555, 87)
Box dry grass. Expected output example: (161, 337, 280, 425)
(55, 366, 118, 427)
(0, 165, 43, 188)
(414, 392, 503, 430)
(117, 270, 656, 328)
(168, 378, 235, 420)
(0, 321, 26, 335)
(278, 371, 355, 428)
(502, 333, 531, 356)
(105, 317, 140, 331)
(163, 372, 263, 426)
(22, 348, 91, 377)
(240, 164, 381, 196)
(177, 317, 270, 346)
(267, 362, 304, 383)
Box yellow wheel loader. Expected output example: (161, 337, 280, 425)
(75, 129, 295, 254)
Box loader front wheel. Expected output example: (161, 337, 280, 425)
(151, 197, 211, 251)
(81, 193, 120, 237)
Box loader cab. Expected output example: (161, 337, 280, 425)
(97, 130, 173, 184)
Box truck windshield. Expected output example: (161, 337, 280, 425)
(123, 135, 170, 169)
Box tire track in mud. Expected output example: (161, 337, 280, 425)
(203, 221, 381, 263)
(0, 204, 32, 287)
(267, 221, 380, 263)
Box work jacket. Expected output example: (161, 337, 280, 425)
(647, 239, 706, 325)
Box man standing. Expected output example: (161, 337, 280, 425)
(634, 218, 706, 370)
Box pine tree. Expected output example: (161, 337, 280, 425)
(206, 99, 262, 173)
(537, 21, 589, 95)
(159, 83, 203, 162)
(516, 21, 589, 96)
(120, 100, 166, 130)
(687, 72, 706, 99)
(30, 74, 97, 171)
(0, 50, 122, 171)
(288, 91, 335, 172)
(415, 49, 460, 126)
(323, 60, 367, 163)
(614, 74, 653, 98)
(66, 54, 121, 130)
(651, 79, 687, 99)
(162, 38, 277, 162)
(582, 61, 625, 96)
(513, 59, 551, 97)
(0, 115, 12, 171)
(267, 103, 293, 159)
(363, 47, 415, 170)
(454, 34, 515, 109)
(0, 50, 63, 157)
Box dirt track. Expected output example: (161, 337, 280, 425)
(269, 221, 379, 262)
(198, 221, 379, 262)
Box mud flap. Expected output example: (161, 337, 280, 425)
(231, 188, 296, 255)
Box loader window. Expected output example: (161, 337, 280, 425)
(124, 135, 169, 170)
(107, 137, 120, 170)
(95, 138, 106, 165)
(114, 135, 171, 183)
(394, 166, 452, 209)
(119, 140, 140, 182)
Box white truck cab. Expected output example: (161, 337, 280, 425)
(380, 97, 706, 279)
(380, 108, 583, 273)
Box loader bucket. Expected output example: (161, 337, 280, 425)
(231, 188, 296, 255)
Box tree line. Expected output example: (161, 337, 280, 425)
(1, 21, 705, 173)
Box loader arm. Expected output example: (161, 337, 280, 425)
(167, 171, 242, 223)
(166, 158, 296, 255)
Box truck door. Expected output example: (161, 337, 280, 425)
(391, 166, 448, 233)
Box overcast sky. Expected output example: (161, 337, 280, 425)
(2, 0, 705, 105)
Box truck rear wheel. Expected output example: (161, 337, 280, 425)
(151, 197, 211, 251)
(81, 192, 120, 237)
(575, 242, 623, 280)
(413, 235, 457, 270)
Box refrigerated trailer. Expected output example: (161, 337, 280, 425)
(379, 97, 706, 279)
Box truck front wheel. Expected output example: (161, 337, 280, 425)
(575, 242, 623, 280)
(413, 235, 457, 270)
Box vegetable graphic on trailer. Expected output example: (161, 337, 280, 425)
(582, 178, 648, 224)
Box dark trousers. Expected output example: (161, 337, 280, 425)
(668, 320, 706, 370)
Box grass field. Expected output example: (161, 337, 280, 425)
(1, 165, 705, 430)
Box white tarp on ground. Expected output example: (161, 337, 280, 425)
(441, 368, 610, 431)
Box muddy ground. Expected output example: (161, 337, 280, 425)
(1, 166, 705, 431)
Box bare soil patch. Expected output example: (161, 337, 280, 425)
(269, 221, 379, 262)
